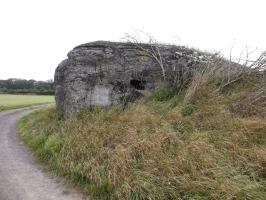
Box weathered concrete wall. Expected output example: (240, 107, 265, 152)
(55, 41, 210, 117)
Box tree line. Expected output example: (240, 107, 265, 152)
(0, 79, 54, 95)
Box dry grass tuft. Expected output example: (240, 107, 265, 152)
(231, 76, 266, 118)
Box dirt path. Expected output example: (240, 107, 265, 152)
(0, 108, 88, 200)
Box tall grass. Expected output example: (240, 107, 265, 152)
(20, 79, 266, 200)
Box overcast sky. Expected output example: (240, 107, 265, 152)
(0, 0, 265, 81)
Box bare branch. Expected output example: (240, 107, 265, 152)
(124, 32, 166, 81)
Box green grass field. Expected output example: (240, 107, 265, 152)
(0, 94, 54, 111)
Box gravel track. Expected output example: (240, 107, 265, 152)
(0, 107, 88, 200)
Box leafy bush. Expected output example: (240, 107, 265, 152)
(181, 104, 195, 116)
(152, 84, 176, 101)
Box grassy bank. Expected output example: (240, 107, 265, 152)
(0, 94, 54, 111)
(19, 80, 266, 199)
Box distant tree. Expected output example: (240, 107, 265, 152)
(0, 78, 54, 95)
